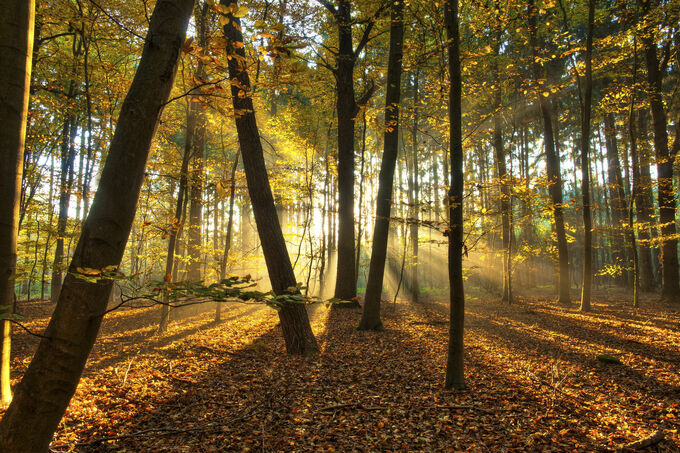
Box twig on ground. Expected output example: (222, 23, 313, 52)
(618, 430, 664, 452)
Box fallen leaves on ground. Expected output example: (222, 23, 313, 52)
(4, 293, 679, 452)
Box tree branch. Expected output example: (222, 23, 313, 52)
(354, 0, 392, 57)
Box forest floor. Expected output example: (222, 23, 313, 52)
(5, 290, 680, 452)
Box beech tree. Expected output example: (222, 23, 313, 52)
(0, 0, 35, 407)
(528, 0, 571, 306)
(316, 0, 387, 303)
(0, 0, 195, 449)
(444, 0, 465, 390)
(220, 0, 318, 355)
(579, 0, 595, 311)
(358, 0, 404, 331)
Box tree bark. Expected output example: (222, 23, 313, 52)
(0, 1, 194, 450)
(528, 0, 571, 305)
(221, 0, 318, 354)
(216, 150, 240, 322)
(641, 0, 680, 299)
(579, 0, 594, 311)
(444, 0, 465, 390)
(186, 3, 209, 281)
(159, 107, 194, 332)
(50, 112, 78, 303)
(358, 0, 404, 331)
(603, 113, 630, 285)
(0, 0, 34, 407)
(635, 110, 658, 290)
(409, 71, 420, 303)
(332, 0, 358, 302)
(492, 32, 511, 303)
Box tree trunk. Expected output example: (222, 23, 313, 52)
(642, 3, 680, 299)
(492, 35, 511, 303)
(528, 0, 570, 305)
(159, 106, 194, 332)
(603, 113, 630, 285)
(636, 110, 658, 290)
(0, 0, 34, 408)
(358, 0, 404, 331)
(579, 0, 594, 312)
(444, 0, 465, 390)
(221, 0, 318, 355)
(186, 3, 209, 281)
(0, 1, 194, 450)
(410, 71, 420, 303)
(216, 150, 240, 322)
(333, 0, 358, 302)
(50, 113, 78, 303)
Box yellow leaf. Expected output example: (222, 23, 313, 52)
(233, 6, 249, 17)
(76, 267, 101, 276)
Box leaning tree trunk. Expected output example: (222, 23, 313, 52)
(444, 0, 466, 390)
(0, 1, 194, 450)
(0, 0, 34, 408)
(528, 0, 570, 306)
(221, 0, 318, 355)
(579, 0, 594, 312)
(358, 0, 404, 331)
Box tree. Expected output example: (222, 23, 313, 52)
(640, 0, 680, 300)
(316, 0, 385, 302)
(444, 0, 465, 390)
(0, 0, 35, 407)
(579, 0, 595, 312)
(358, 0, 404, 331)
(0, 0, 195, 449)
(220, 0, 318, 355)
(528, 0, 571, 306)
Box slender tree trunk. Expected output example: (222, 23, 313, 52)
(355, 111, 367, 287)
(50, 114, 77, 303)
(604, 113, 630, 285)
(0, 2, 194, 450)
(159, 108, 194, 332)
(528, 0, 570, 305)
(216, 150, 240, 322)
(186, 3, 209, 281)
(0, 0, 34, 408)
(358, 0, 404, 331)
(444, 0, 465, 390)
(221, 0, 318, 354)
(636, 110, 658, 289)
(641, 1, 680, 299)
(492, 36, 511, 303)
(410, 71, 420, 302)
(579, 0, 594, 311)
(628, 68, 641, 308)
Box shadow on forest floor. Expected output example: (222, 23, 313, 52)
(5, 294, 679, 452)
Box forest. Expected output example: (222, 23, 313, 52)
(0, 0, 679, 450)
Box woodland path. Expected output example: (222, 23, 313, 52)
(6, 293, 680, 452)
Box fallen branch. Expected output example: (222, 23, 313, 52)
(618, 430, 664, 452)
(318, 402, 496, 414)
